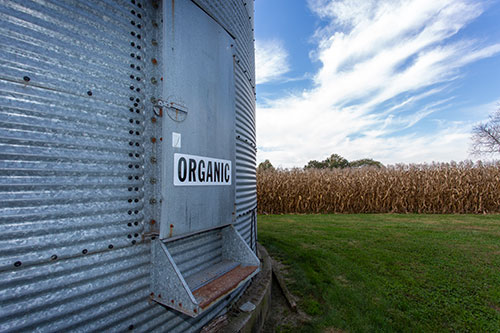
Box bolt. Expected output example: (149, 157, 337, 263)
(151, 137, 156, 143)
(152, 58, 158, 65)
(151, 77, 157, 84)
(152, 39, 158, 46)
(150, 219, 156, 225)
(150, 178, 157, 184)
(151, 117, 157, 123)
(150, 198, 157, 205)
(150, 157, 157, 163)
(150, 97, 156, 103)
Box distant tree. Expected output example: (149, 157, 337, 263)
(349, 158, 384, 168)
(471, 108, 500, 156)
(258, 159, 275, 171)
(305, 159, 327, 169)
(305, 154, 383, 169)
(304, 153, 349, 169)
(325, 153, 350, 169)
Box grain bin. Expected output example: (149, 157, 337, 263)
(0, 0, 258, 331)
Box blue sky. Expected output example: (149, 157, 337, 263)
(254, 0, 500, 167)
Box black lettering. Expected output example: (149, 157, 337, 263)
(207, 161, 213, 182)
(214, 162, 220, 182)
(225, 164, 230, 182)
(178, 157, 187, 182)
(188, 159, 196, 182)
(198, 160, 205, 182)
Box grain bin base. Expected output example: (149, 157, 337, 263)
(151, 225, 260, 317)
(202, 243, 273, 333)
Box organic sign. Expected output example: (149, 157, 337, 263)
(173, 153, 232, 186)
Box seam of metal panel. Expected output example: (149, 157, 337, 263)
(190, 0, 237, 40)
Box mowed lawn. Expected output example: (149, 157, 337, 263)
(258, 214, 500, 332)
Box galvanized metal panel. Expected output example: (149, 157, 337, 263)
(0, 0, 255, 331)
(160, 0, 236, 238)
(0, 1, 156, 331)
(193, 0, 258, 250)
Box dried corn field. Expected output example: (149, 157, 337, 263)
(257, 162, 500, 214)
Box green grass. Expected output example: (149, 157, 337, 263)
(258, 214, 500, 332)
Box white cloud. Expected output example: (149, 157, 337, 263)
(255, 39, 290, 84)
(256, 0, 500, 167)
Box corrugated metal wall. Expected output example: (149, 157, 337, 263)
(0, 0, 256, 332)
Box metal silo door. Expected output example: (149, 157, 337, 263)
(160, 0, 236, 238)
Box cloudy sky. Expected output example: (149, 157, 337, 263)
(254, 0, 500, 168)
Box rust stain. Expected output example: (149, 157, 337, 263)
(171, 0, 175, 34)
(193, 265, 258, 309)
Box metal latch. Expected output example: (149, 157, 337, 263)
(153, 98, 166, 117)
(153, 98, 188, 122)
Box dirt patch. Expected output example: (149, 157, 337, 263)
(335, 275, 350, 287)
(262, 278, 310, 333)
(323, 328, 346, 333)
(490, 303, 500, 313)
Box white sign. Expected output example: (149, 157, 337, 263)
(172, 132, 181, 148)
(173, 153, 232, 186)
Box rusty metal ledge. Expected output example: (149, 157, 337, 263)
(201, 243, 272, 333)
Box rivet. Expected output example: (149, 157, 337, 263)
(150, 198, 157, 205)
(82, 249, 88, 254)
(87, 90, 92, 96)
(151, 117, 157, 123)
(150, 97, 156, 103)
(108, 244, 114, 249)
(152, 21, 158, 28)
(151, 77, 157, 84)
(150, 157, 157, 163)
(132, 240, 136, 244)
(150, 178, 157, 184)
(150, 219, 156, 225)
(51, 254, 58, 260)
(151, 39, 158, 46)
(23, 76, 30, 82)
(151, 137, 156, 143)
(128, 324, 134, 330)
(14, 261, 22, 267)
(159, 137, 163, 141)
(151, 58, 158, 65)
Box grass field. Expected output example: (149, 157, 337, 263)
(258, 214, 500, 332)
